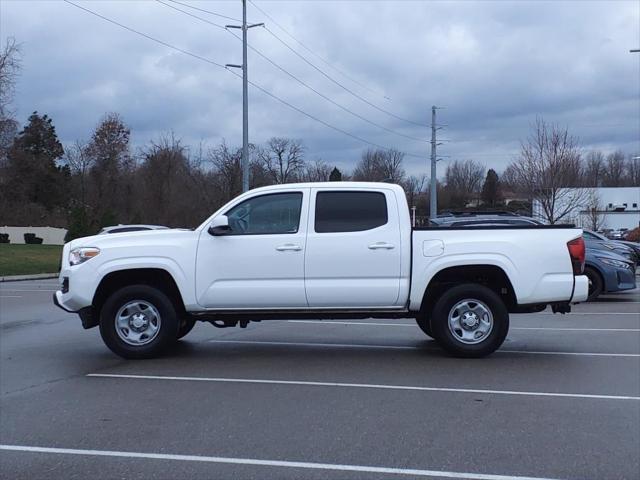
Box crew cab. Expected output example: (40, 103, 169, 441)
(53, 182, 589, 359)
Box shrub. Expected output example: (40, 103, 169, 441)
(625, 227, 640, 242)
(24, 233, 44, 244)
(0, 233, 9, 243)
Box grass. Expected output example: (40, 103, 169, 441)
(0, 244, 62, 276)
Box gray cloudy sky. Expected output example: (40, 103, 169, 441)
(1, 0, 639, 176)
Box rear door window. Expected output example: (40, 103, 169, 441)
(315, 191, 388, 233)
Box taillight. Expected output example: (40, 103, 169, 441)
(567, 237, 586, 275)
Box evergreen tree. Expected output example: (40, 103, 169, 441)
(481, 169, 502, 207)
(7, 111, 67, 209)
(329, 167, 342, 181)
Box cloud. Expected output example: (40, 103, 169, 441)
(1, 0, 638, 176)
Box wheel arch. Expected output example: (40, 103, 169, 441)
(93, 268, 186, 319)
(419, 264, 517, 317)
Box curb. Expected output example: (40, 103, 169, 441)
(0, 273, 59, 282)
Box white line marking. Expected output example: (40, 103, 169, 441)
(208, 339, 640, 357)
(211, 339, 415, 350)
(0, 444, 566, 480)
(285, 320, 640, 332)
(86, 373, 640, 401)
(0, 289, 57, 292)
(0, 295, 22, 298)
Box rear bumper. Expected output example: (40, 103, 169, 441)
(571, 275, 589, 303)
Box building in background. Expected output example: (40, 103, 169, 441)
(532, 187, 640, 230)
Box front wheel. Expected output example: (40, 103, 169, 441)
(430, 284, 509, 358)
(177, 317, 196, 339)
(99, 285, 179, 359)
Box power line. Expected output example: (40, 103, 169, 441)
(227, 69, 426, 158)
(156, 0, 427, 143)
(171, 0, 427, 128)
(62, 0, 226, 69)
(157, 0, 226, 30)
(247, 0, 391, 102)
(62, 0, 426, 159)
(263, 26, 428, 128)
(166, 0, 242, 23)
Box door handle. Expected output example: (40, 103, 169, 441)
(276, 244, 302, 252)
(368, 242, 395, 250)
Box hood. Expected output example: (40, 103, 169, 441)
(67, 228, 196, 250)
(586, 246, 633, 263)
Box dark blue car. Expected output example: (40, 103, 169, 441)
(584, 247, 637, 301)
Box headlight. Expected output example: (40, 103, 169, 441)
(597, 257, 632, 269)
(69, 247, 100, 266)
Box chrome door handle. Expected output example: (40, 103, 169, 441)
(368, 242, 395, 250)
(276, 244, 302, 251)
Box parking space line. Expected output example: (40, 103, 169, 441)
(0, 444, 566, 480)
(0, 289, 58, 292)
(86, 373, 640, 401)
(207, 339, 640, 357)
(0, 295, 22, 298)
(285, 320, 640, 332)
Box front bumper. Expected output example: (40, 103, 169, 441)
(604, 265, 637, 292)
(53, 290, 76, 313)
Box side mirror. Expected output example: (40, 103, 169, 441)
(208, 215, 231, 236)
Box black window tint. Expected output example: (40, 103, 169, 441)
(315, 191, 388, 233)
(225, 192, 302, 235)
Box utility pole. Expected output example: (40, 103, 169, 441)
(226, 1, 263, 192)
(429, 106, 444, 221)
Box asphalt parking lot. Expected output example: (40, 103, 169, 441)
(1, 278, 639, 480)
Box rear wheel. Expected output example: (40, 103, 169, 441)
(99, 285, 179, 359)
(430, 284, 509, 358)
(584, 267, 603, 301)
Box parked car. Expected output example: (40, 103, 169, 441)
(98, 224, 169, 235)
(54, 182, 588, 359)
(582, 230, 639, 264)
(607, 229, 627, 240)
(430, 211, 542, 227)
(584, 247, 637, 301)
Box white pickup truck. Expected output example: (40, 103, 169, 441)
(54, 182, 588, 359)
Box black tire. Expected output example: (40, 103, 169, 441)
(584, 267, 603, 302)
(415, 314, 433, 338)
(430, 283, 509, 358)
(99, 284, 179, 359)
(177, 317, 196, 340)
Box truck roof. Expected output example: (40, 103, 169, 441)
(246, 181, 405, 194)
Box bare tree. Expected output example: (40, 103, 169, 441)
(259, 137, 305, 184)
(444, 159, 486, 208)
(507, 118, 587, 224)
(65, 140, 93, 209)
(0, 37, 21, 163)
(302, 158, 332, 182)
(0, 37, 21, 118)
(627, 154, 640, 186)
(402, 174, 427, 209)
(602, 150, 626, 187)
(582, 190, 607, 231)
(583, 151, 605, 187)
(352, 148, 405, 182)
(209, 141, 243, 202)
